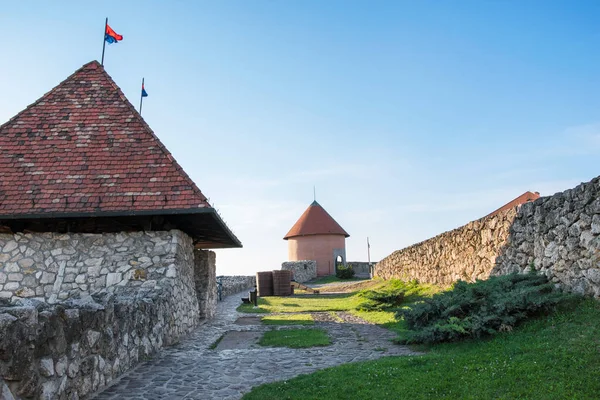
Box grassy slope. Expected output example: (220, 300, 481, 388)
(244, 298, 600, 399)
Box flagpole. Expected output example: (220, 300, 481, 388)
(101, 18, 108, 65)
(139, 78, 144, 115)
(367, 237, 372, 278)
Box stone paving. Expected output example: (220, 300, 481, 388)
(91, 291, 419, 400)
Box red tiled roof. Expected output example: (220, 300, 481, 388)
(0, 61, 211, 216)
(485, 191, 541, 218)
(284, 201, 349, 239)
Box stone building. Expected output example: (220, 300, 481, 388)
(284, 201, 349, 276)
(0, 60, 242, 399)
(0, 60, 241, 303)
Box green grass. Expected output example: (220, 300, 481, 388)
(245, 298, 600, 399)
(259, 328, 331, 348)
(262, 314, 314, 325)
(237, 279, 438, 316)
(238, 293, 361, 313)
(351, 280, 440, 335)
(351, 310, 411, 337)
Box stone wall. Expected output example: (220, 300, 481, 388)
(374, 209, 516, 287)
(217, 276, 256, 298)
(0, 230, 193, 304)
(281, 261, 317, 283)
(194, 250, 217, 319)
(0, 229, 218, 399)
(375, 175, 600, 297)
(493, 176, 600, 297)
(346, 262, 374, 277)
(0, 289, 190, 399)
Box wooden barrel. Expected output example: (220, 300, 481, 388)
(256, 271, 274, 297)
(272, 270, 292, 296)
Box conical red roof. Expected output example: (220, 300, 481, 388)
(0, 60, 241, 247)
(284, 201, 349, 240)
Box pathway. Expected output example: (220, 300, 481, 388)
(91, 291, 419, 400)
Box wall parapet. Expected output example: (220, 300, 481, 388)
(0, 286, 193, 399)
(493, 176, 600, 297)
(346, 262, 375, 277)
(374, 208, 517, 287)
(217, 276, 256, 298)
(374, 175, 600, 298)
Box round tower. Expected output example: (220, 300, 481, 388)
(283, 201, 350, 276)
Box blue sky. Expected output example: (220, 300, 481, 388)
(2, 1, 599, 275)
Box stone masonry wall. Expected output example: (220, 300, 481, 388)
(346, 262, 375, 277)
(281, 261, 317, 283)
(0, 230, 194, 305)
(493, 176, 600, 297)
(375, 175, 600, 297)
(217, 276, 256, 298)
(0, 289, 190, 400)
(194, 249, 217, 319)
(0, 229, 214, 399)
(374, 209, 517, 287)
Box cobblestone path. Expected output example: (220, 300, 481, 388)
(91, 292, 419, 400)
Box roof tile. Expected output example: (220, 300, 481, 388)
(0, 61, 211, 216)
(485, 191, 541, 218)
(284, 201, 349, 239)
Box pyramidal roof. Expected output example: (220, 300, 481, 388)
(284, 201, 349, 240)
(0, 60, 240, 248)
(485, 191, 541, 218)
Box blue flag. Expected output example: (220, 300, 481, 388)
(142, 82, 148, 97)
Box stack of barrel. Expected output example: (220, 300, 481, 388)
(256, 270, 292, 296)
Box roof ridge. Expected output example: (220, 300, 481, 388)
(0, 60, 101, 133)
(95, 63, 211, 207)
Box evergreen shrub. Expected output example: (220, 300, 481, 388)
(398, 273, 569, 344)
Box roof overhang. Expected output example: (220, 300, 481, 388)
(0, 207, 242, 249)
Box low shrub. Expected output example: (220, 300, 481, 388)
(354, 279, 430, 312)
(335, 265, 355, 279)
(398, 273, 570, 344)
(356, 287, 405, 311)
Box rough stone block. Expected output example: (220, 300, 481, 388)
(166, 265, 177, 278)
(40, 357, 55, 377)
(40, 272, 56, 284)
(106, 273, 122, 287)
(4, 263, 19, 273)
(3, 241, 18, 253)
(55, 356, 68, 377)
